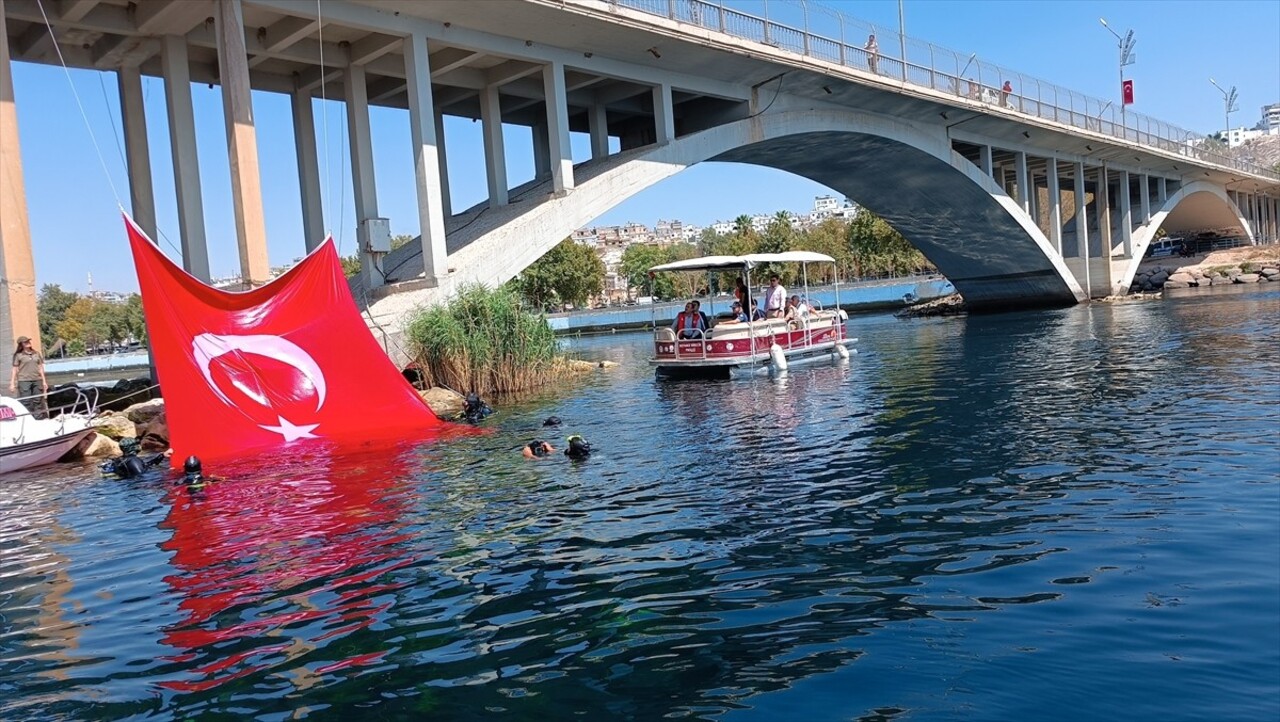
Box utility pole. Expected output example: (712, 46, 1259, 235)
(1210, 78, 1239, 145)
(898, 0, 907, 78)
(1099, 18, 1136, 128)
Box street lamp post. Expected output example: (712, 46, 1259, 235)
(1209, 78, 1239, 146)
(1099, 18, 1136, 128)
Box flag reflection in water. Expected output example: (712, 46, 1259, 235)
(155, 445, 419, 694)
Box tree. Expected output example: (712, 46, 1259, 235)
(37, 284, 79, 349)
(846, 209, 932, 278)
(55, 298, 96, 352)
(514, 238, 606, 309)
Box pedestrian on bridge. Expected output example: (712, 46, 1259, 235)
(865, 34, 879, 74)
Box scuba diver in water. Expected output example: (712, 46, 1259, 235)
(564, 435, 592, 460)
(523, 440, 555, 459)
(459, 392, 493, 424)
(181, 455, 216, 490)
(100, 437, 166, 479)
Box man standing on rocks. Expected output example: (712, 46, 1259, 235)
(9, 336, 49, 419)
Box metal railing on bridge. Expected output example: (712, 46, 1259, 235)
(611, 0, 1280, 181)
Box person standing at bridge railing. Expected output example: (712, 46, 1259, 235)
(865, 34, 879, 74)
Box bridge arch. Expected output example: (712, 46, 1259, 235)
(1117, 181, 1254, 289)
(386, 108, 1085, 309)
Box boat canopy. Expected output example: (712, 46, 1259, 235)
(648, 251, 837, 273)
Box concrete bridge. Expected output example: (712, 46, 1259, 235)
(2, 0, 1278, 361)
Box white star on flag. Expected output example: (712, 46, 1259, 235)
(260, 416, 320, 442)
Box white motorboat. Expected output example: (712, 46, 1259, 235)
(647, 252, 858, 377)
(0, 390, 99, 475)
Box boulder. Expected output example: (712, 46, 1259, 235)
(124, 398, 165, 424)
(1260, 267, 1280, 278)
(1167, 272, 1196, 286)
(1236, 273, 1261, 283)
(418, 387, 465, 418)
(138, 414, 170, 452)
(90, 413, 137, 439)
(1149, 270, 1169, 286)
(1163, 279, 1191, 289)
(60, 431, 120, 461)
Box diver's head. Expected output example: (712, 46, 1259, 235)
(183, 455, 203, 477)
(542, 416, 562, 427)
(527, 440, 551, 458)
(565, 435, 592, 458)
(118, 437, 140, 456)
(464, 392, 482, 410)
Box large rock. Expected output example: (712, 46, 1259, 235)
(1149, 270, 1169, 286)
(1260, 267, 1280, 278)
(124, 398, 165, 424)
(1167, 272, 1196, 286)
(138, 414, 170, 452)
(418, 387, 464, 418)
(90, 413, 137, 439)
(1236, 273, 1261, 283)
(1163, 279, 1191, 289)
(61, 431, 120, 461)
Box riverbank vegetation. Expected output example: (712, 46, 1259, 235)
(405, 283, 581, 395)
(37, 285, 147, 356)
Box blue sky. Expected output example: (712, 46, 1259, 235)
(10, 0, 1279, 292)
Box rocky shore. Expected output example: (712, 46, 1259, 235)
(1129, 246, 1280, 293)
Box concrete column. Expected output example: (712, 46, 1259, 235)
(1027, 166, 1039, 230)
(480, 84, 508, 206)
(1118, 170, 1132, 258)
(652, 82, 674, 145)
(216, 0, 269, 285)
(290, 86, 324, 252)
(1047, 157, 1062, 254)
(588, 103, 609, 160)
(117, 67, 156, 241)
(1095, 166, 1111, 255)
(542, 61, 574, 192)
(1013, 151, 1029, 214)
(434, 108, 450, 217)
(1073, 162, 1090, 295)
(161, 35, 210, 281)
(403, 32, 448, 284)
(979, 145, 992, 178)
(1157, 177, 1167, 204)
(532, 122, 551, 181)
(345, 63, 379, 288)
(1139, 173, 1151, 224)
(0, 4, 39, 353)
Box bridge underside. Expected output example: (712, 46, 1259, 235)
(713, 132, 1077, 309)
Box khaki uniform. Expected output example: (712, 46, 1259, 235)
(12, 350, 47, 420)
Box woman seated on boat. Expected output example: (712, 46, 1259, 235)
(749, 300, 767, 322)
(672, 302, 706, 339)
(784, 295, 810, 326)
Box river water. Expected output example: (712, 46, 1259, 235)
(1, 284, 1277, 721)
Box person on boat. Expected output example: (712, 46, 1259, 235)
(785, 295, 810, 323)
(720, 301, 750, 324)
(762, 275, 787, 318)
(691, 300, 711, 330)
(8, 336, 49, 420)
(523, 440, 555, 459)
(564, 435, 593, 459)
(734, 277, 750, 310)
(460, 392, 493, 424)
(100, 437, 166, 479)
(749, 300, 767, 322)
(672, 302, 705, 339)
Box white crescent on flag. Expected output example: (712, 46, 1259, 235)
(191, 333, 328, 441)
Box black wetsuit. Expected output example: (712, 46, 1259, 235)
(102, 453, 165, 479)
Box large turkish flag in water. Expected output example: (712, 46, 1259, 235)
(124, 215, 446, 464)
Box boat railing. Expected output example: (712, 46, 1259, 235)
(2, 387, 101, 426)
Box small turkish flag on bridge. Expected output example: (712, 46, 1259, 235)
(1122, 79, 1134, 106)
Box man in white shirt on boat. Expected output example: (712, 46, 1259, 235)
(762, 275, 787, 318)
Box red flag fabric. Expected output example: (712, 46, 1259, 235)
(124, 215, 446, 464)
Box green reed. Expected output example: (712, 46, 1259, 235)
(404, 283, 564, 395)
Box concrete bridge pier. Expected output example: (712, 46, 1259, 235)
(0, 0, 37, 356)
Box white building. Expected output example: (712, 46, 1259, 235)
(1261, 102, 1280, 132)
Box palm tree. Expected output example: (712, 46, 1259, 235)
(733, 214, 754, 236)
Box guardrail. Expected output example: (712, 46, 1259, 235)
(609, 0, 1280, 181)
